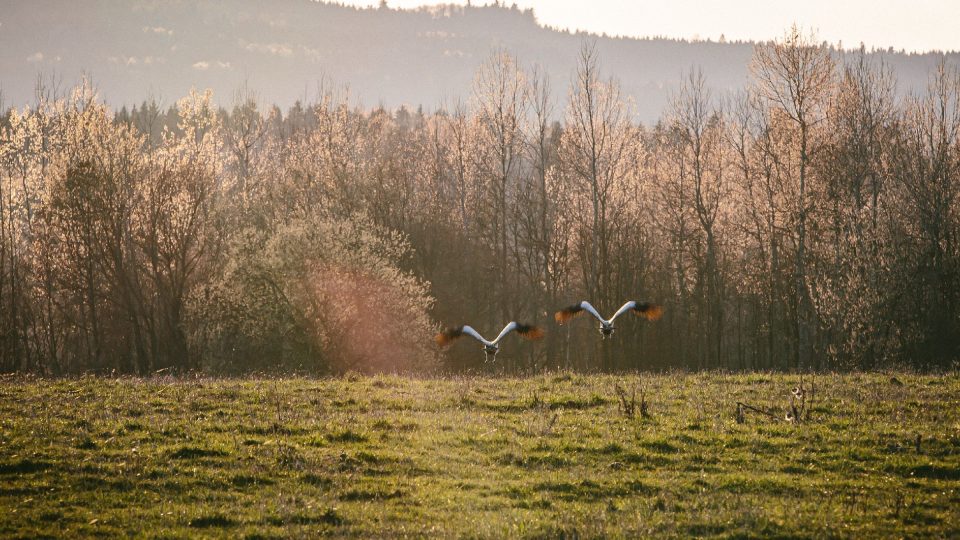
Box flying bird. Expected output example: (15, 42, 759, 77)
(555, 300, 662, 338)
(435, 322, 544, 362)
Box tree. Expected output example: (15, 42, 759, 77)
(472, 50, 529, 333)
(812, 51, 898, 368)
(751, 25, 835, 369)
(512, 65, 571, 368)
(665, 68, 729, 367)
(557, 42, 641, 369)
(889, 61, 960, 367)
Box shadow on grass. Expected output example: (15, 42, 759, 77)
(188, 514, 236, 528)
(0, 459, 51, 475)
(340, 488, 407, 501)
(265, 508, 344, 526)
(891, 464, 960, 481)
(169, 446, 228, 459)
(521, 479, 658, 501)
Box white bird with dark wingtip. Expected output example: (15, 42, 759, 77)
(555, 301, 663, 338)
(435, 322, 545, 362)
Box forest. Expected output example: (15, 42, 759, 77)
(1, 28, 959, 375)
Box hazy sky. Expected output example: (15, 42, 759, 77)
(346, 0, 959, 53)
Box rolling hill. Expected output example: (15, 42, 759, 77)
(1, 1, 957, 123)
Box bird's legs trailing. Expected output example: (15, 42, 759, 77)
(556, 300, 662, 340)
(434, 321, 542, 363)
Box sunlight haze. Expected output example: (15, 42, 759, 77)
(352, 0, 960, 53)
(2, 1, 959, 537)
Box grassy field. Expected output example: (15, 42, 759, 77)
(0, 372, 958, 538)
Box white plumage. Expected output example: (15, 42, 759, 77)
(436, 321, 545, 361)
(555, 300, 663, 338)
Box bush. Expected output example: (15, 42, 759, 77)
(193, 212, 438, 373)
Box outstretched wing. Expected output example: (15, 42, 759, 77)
(435, 325, 490, 347)
(555, 301, 606, 324)
(491, 321, 545, 344)
(610, 301, 638, 322)
(610, 301, 663, 322)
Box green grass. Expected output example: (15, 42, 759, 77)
(0, 372, 958, 538)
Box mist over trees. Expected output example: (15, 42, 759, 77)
(2, 0, 957, 125)
(2, 28, 959, 375)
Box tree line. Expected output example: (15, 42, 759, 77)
(1, 28, 958, 375)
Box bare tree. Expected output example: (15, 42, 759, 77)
(668, 68, 729, 367)
(812, 51, 898, 368)
(890, 61, 960, 366)
(224, 84, 267, 201)
(512, 65, 571, 368)
(751, 25, 835, 369)
(558, 41, 640, 369)
(472, 50, 529, 337)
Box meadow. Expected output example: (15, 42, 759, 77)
(0, 372, 957, 538)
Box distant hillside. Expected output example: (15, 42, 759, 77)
(1, 0, 957, 123)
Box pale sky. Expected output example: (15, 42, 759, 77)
(348, 0, 960, 53)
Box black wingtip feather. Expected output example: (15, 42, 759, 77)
(633, 303, 663, 321)
(554, 304, 584, 324)
(515, 323, 545, 340)
(435, 326, 464, 347)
